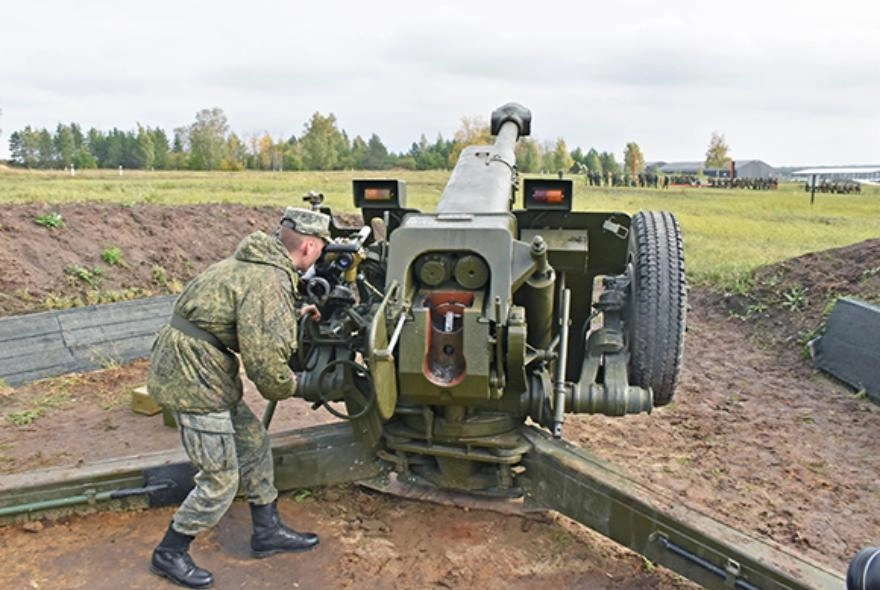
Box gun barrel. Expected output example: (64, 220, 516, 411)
(436, 103, 531, 215)
(493, 120, 520, 156)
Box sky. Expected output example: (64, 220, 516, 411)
(1, 0, 878, 167)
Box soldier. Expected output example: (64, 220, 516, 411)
(147, 207, 330, 589)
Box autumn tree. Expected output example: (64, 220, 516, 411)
(551, 138, 574, 173)
(623, 142, 645, 177)
(283, 136, 303, 171)
(257, 132, 274, 170)
(705, 131, 731, 171)
(221, 132, 248, 171)
(447, 116, 491, 168)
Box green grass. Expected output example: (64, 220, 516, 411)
(574, 183, 880, 288)
(0, 168, 450, 210)
(2, 168, 878, 290)
(4, 389, 72, 426)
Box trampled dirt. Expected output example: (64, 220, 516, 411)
(0, 203, 878, 588)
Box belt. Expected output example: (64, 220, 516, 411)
(169, 313, 229, 353)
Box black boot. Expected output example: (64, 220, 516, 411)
(250, 501, 320, 558)
(150, 522, 214, 589)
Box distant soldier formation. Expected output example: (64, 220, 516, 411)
(585, 171, 661, 188)
(664, 175, 701, 187)
(804, 179, 862, 194)
(584, 171, 778, 190)
(706, 177, 778, 190)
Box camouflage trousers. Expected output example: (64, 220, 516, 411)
(171, 400, 277, 536)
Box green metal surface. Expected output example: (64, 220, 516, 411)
(514, 210, 632, 381)
(272, 423, 381, 490)
(385, 213, 534, 323)
(517, 426, 845, 590)
(367, 282, 399, 420)
(398, 291, 491, 404)
(453, 254, 490, 290)
(0, 423, 380, 523)
(0, 462, 150, 523)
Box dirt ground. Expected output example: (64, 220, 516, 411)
(1, 203, 878, 588)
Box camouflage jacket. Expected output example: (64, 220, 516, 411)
(148, 231, 300, 412)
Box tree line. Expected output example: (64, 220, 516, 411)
(5, 106, 653, 176)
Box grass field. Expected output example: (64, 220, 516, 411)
(1, 167, 877, 288)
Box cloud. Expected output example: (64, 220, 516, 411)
(1, 0, 879, 164)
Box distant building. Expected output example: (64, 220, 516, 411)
(659, 161, 704, 175)
(659, 160, 777, 179)
(731, 160, 777, 179)
(792, 166, 880, 184)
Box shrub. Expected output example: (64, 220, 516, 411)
(34, 212, 65, 229)
(101, 246, 123, 265)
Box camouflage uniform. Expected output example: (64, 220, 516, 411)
(171, 402, 276, 534)
(149, 210, 331, 537)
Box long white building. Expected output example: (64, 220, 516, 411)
(792, 166, 880, 183)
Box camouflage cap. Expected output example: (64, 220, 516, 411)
(280, 207, 331, 242)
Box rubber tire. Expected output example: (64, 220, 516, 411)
(625, 211, 686, 406)
(848, 547, 880, 590)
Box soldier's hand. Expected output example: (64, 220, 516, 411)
(299, 304, 321, 322)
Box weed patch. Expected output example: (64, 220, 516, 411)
(65, 265, 103, 289)
(34, 212, 65, 228)
(6, 409, 41, 426)
(101, 245, 123, 265)
(780, 286, 807, 312)
(4, 390, 72, 426)
(43, 293, 83, 310)
(152, 265, 183, 293)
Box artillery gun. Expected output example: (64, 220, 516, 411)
(290, 102, 685, 495)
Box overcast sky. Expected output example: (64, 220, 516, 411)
(1, 0, 878, 166)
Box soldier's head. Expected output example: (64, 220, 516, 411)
(277, 207, 331, 270)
